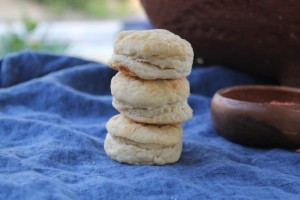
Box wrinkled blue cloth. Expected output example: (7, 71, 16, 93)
(0, 51, 299, 200)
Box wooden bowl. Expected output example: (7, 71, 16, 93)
(211, 85, 300, 148)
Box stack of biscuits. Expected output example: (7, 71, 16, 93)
(104, 29, 194, 165)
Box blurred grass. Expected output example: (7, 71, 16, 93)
(0, 17, 68, 57)
(0, 0, 135, 57)
(32, 0, 133, 18)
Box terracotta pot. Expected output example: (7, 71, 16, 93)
(140, 0, 300, 87)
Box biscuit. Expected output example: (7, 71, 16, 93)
(108, 29, 194, 79)
(111, 72, 193, 124)
(104, 114, 182, 165)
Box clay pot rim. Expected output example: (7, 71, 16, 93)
(215, 85, 300, 109)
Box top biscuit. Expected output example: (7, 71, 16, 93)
(108, 29, 194, 79)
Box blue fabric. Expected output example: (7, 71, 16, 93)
(0, 51, 299, 200)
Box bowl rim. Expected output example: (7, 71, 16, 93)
(214, 85, 300, 108)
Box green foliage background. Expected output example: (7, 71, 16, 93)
(33, 0, 132, 18)
(0, 18, 68, 57)
(0, 0, 133, 57)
